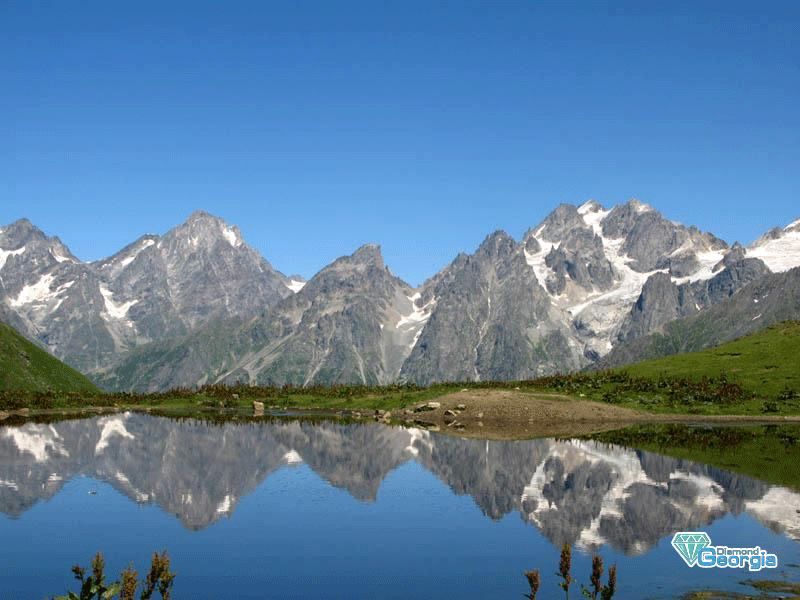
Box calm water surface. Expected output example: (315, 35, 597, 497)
(0, 414, 798, 599)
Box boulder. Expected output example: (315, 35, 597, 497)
(414, 401, 441, 412)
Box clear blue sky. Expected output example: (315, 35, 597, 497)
(2, 1, 798, 285)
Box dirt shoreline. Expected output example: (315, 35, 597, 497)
(403, 389, 800, 423)
(369, 390, 800, 439)
(3, 390, 800, 438)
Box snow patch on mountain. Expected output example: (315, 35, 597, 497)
(567, 236, 661, 318)
(629, 199, 654, 214)
(9, 274, 74, 309)
(118, 239, 155, 269)
(524, 241, 557, 290)
(0, 478, 19, 491)
(286, 279, 306, 293)
(50, 246, 75, 263)
(222, 226, 242, 248)
(676, 248, 727, 283)
(216, 494, 234, 514)
(397, 292, 436, 349)
(578, 200, 609, 236)
(1, 424, 69, 462)
(99, 284, 137, 321)
(747, 221, 800, 273)
(0, 246, 25, 271)
(745, 487, 800, 541)
(283, 450, 303, 465)
(95, 414, 135, 454)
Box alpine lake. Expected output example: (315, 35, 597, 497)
(1, 412, 799, 599)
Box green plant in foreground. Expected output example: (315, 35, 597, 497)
(55, 551, 174, 600)
(558, 543, 572, 599)
(525, 546, 616, 600)
(523, 569, 540, 599)
(600, 565, 616, 600)
(581, 555, 617, 600)
(55, 552, 120, 600)
(119, 566, 138, 600)
(141, 551, 175, 600)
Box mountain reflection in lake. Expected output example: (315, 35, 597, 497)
(1, 414, 798, 599)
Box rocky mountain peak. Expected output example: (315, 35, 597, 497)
(532, 203, 586, 242)
(185, 209, 222, 224)
(349, 243, 384, 267)
(578, 199, 606, 215)
(477, 230, 516, 258)
(0, 218, 48, 248)
(306, 244, 391, 293)
(168, 210, 244, 249)
(601, 200, 655, 240)
(627, 198, 654, 213)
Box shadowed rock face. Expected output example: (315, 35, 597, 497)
(545, 228, 616, 295)
(615, 256, 771, 343)
(1, 416, 796, 553)
(400, 231, 581, 384)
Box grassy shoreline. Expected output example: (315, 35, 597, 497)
(586, 423, 800, 491)
(3, 369, 799, 418)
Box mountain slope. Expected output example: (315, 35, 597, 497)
(0, 212, 292, 374)
(221, 244, 420, 387)
(400, 231, 583, 384)
(97, 245, 426, 391)
(0, 321, 99, 392)
(401, 199, 776, 384)
(596, 267, 800, 369)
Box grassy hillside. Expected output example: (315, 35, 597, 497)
(0, 321, 99, 394)
(620, 321, 800, 398)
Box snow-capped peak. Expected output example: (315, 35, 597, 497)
(577, 199, 604, 215)
(578, 200, 610, 236)
(746, 216, 800, 273)
(628, 198, 653, 213)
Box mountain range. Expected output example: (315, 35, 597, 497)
(1, 200, 798, 391)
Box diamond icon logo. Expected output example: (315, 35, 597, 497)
(672, 532, 712, 567)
